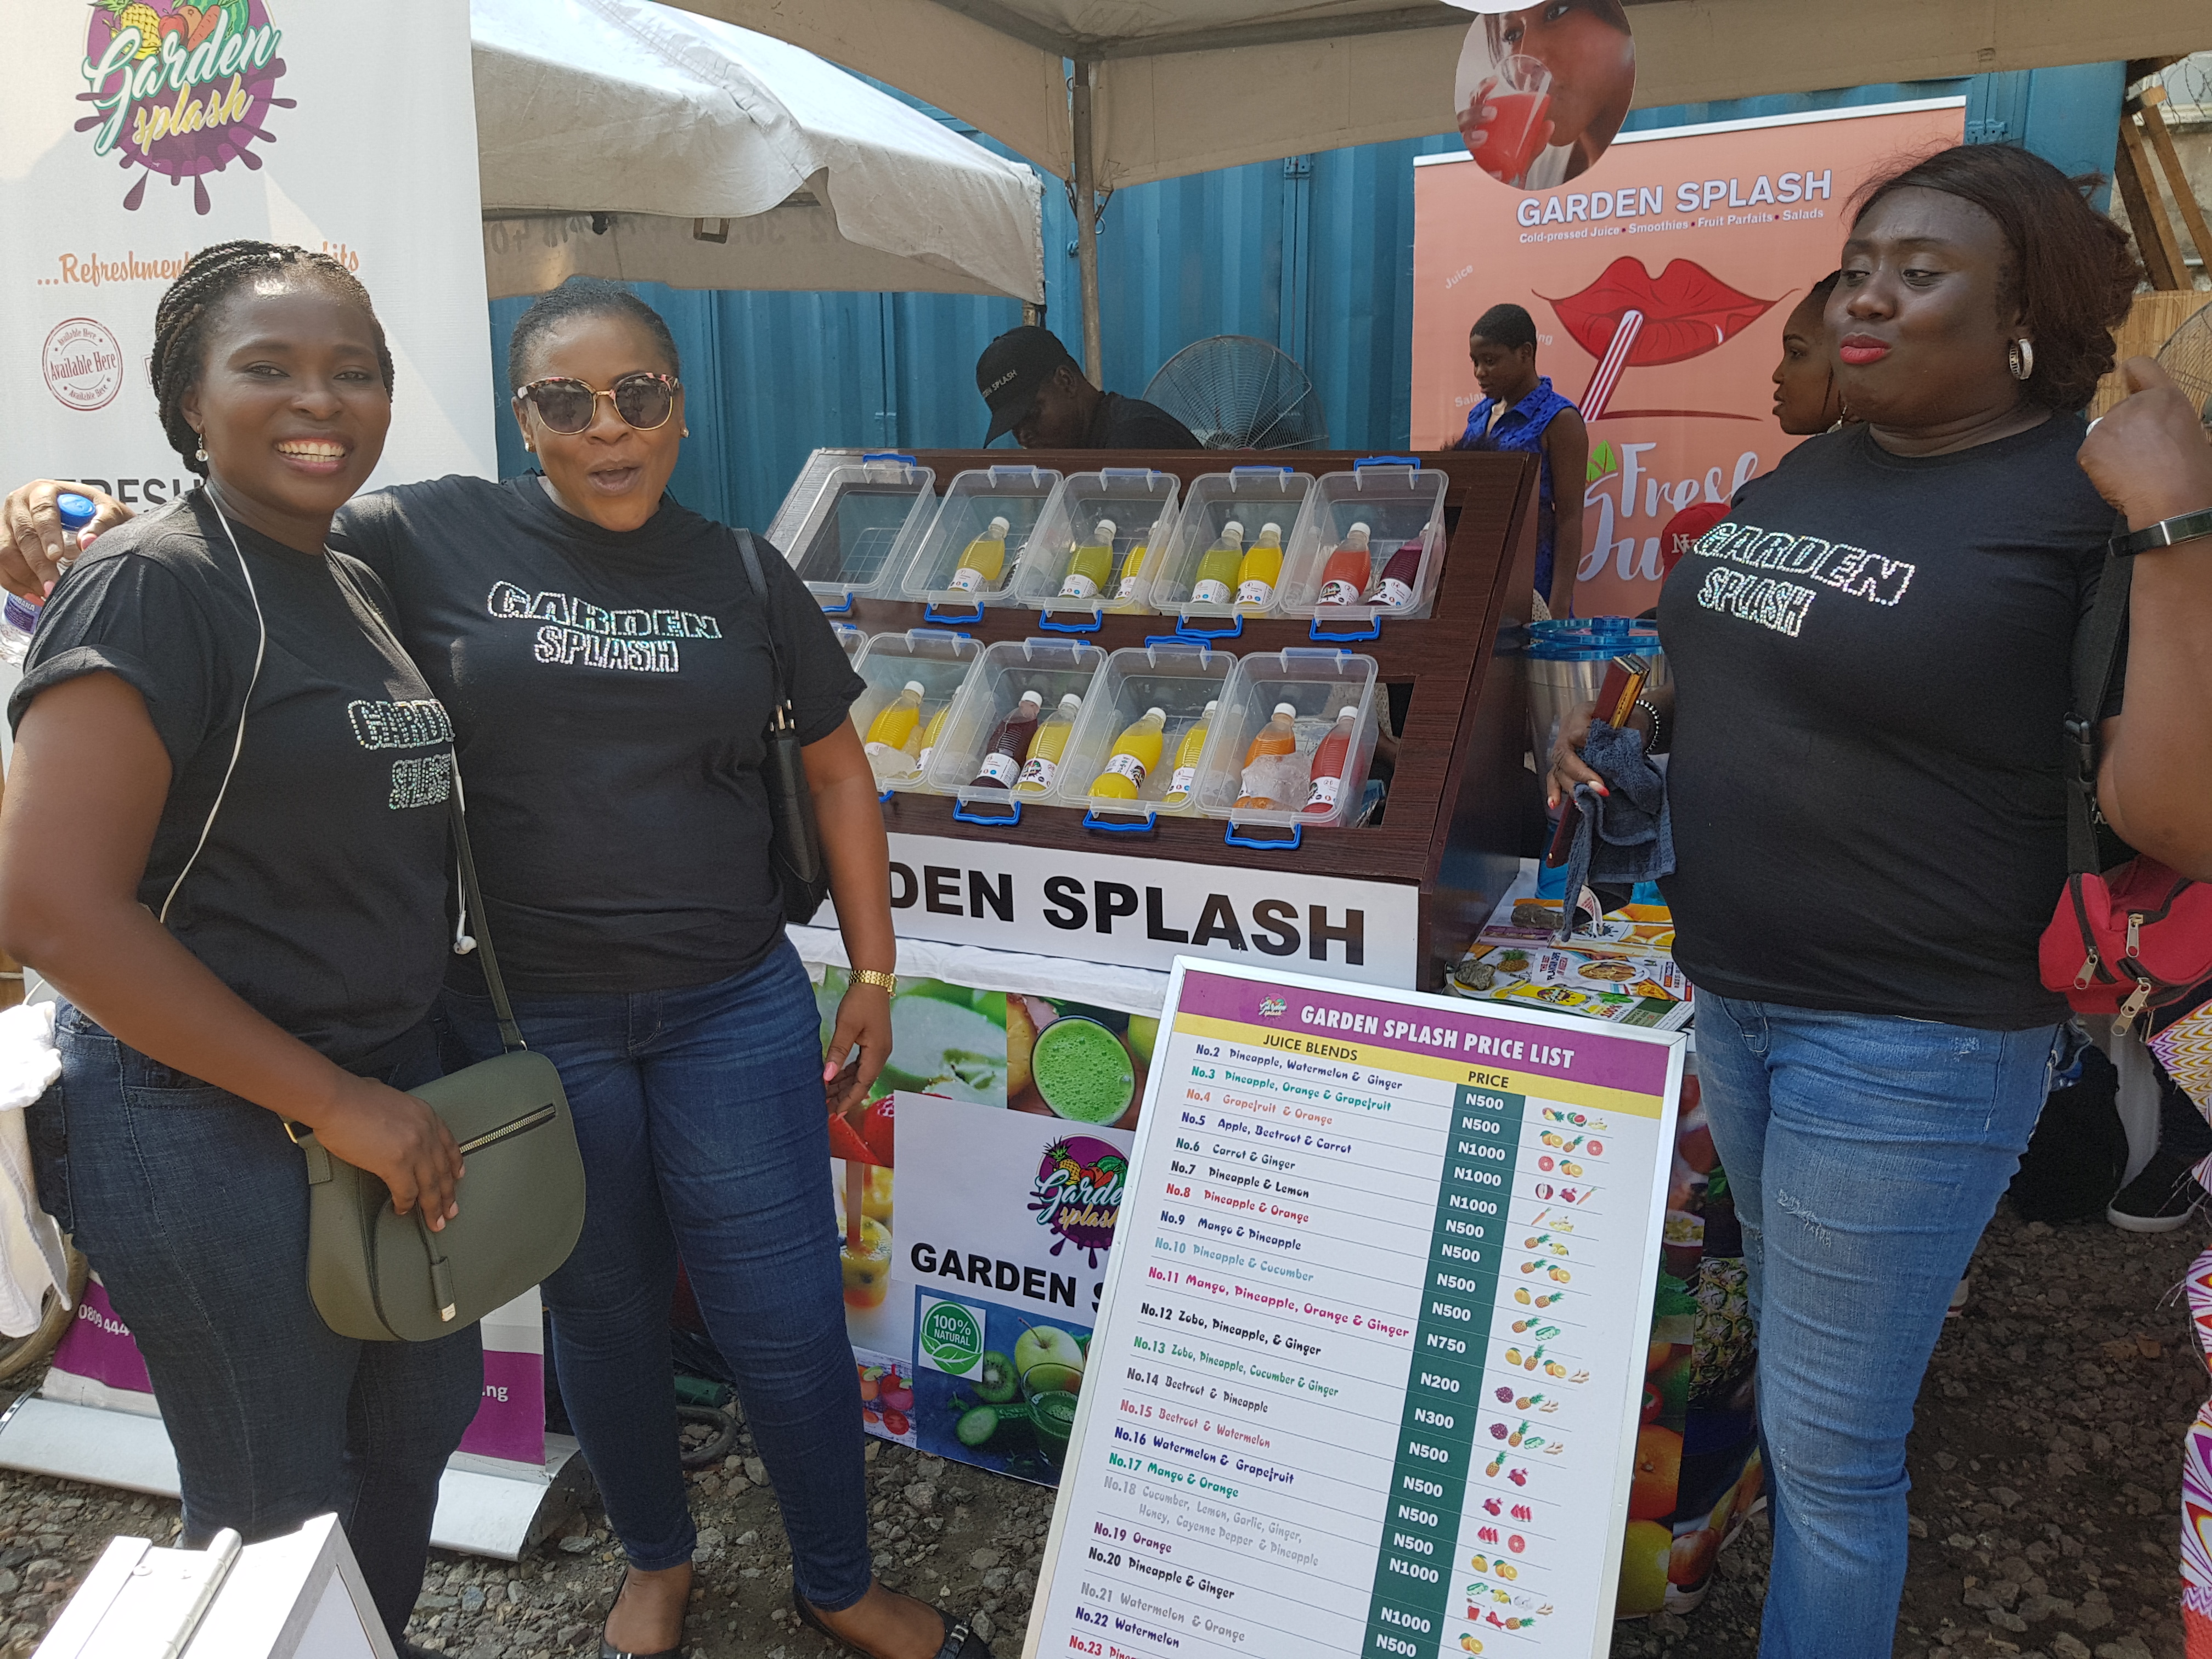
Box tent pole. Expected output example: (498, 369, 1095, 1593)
(1070, 58, 1103, 383)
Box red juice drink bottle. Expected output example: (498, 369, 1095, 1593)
(969, 690, 1042, 789)
(1302, 707, 1360, 817)
(1367, 538, 1423, 610)
(1316, 522, 1373, 607)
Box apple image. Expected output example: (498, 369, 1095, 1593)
(1014, 1324, 1086, 1380)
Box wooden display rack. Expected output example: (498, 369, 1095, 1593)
(832, 448, 1541, 990)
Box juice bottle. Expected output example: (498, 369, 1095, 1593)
(1301, 707, 1360, 817)
(862, 680, 926, 774)
(1234, 522, 1285, 608)
(968, 690, 1042, 789)
(949, 514, 1011, 594)
(1163, 701, 1216, 806)
(1, 493, 95, 664)
(1234, 702, 1300, 810)
(913, 701, 951, 776)
(1368, 537, 1424, 610)
(1059, 517, 1115, 600)
(1089, 706, 1166, 800)
(1113, 540, 1150, 603)
(1188, 520, 1244, 605)
(1317, 522, 1373, 607)
(1016, 692, 1084, 794)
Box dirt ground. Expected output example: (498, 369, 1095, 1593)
(0, 1200, 2197, 1658)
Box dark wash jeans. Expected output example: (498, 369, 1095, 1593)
(35, 1007, 484, 1645)
(439, 940, 870, 1606)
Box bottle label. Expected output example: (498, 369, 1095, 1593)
(1234, 578, 1274, 607)
(1058, 572, 1100, 600)
(948, 565, 986, 594)
(975, 751, 1019, 787)
(1, 594, 40, 635)
(1190, 578, 1232, 605)
(1102, 752, 1148, 787)
(1167, 764, 1199, 799)
(1373, 576, 1414, 609)
(1017, 755, 1058, 791)
(1304, 773, 1345, 814)
(1114, 574, 1143, 601)
(1317, 577, 1362, 607)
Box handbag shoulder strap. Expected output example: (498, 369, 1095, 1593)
(2062, 549, 2133, 876)
(729, 526, 798, 733)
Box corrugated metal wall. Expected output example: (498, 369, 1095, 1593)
(489, 63, 2124, 532)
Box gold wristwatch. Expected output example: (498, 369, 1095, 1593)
(850, 969, 898, 995)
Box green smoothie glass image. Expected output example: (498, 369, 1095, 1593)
(1017, 1323, 1085, 1470)
(1028, 1385, 1079, 1471)
(1029, 1016, 1136, 1124)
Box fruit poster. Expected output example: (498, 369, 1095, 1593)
(1410, 98, 1965, 617)
(0, 0, 495, 509)
(1024, 960, 1685, 1659)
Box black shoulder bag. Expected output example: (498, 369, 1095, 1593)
(731, 528, 832, 923)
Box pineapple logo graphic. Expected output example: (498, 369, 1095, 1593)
(77, 0, 291, 214)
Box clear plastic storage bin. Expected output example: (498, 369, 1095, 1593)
(923, 637, 1109, 823)
(1276, 459, 1451, 636)
(1140, 466, 1318, 634)
(1048, 642, 1235, 830)
(1192, 647, 1381, 843)
(849, 630, 984, 795)
(832, 623, 867, 666)
(768, 450, 938, 612)
(1011, 469, 1182, 629)
(898, 466, 1063, 620)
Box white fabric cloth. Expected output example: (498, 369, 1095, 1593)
(0, 1003, 70, 1338)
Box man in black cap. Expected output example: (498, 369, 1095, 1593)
(977, 326, 1203, 449)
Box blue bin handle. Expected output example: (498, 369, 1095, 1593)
(1084, 807, 1159, 836)
(877, 786, 896, 804)
(1354, 455, 1422, 470)
(1175, 612, 1245, 642)
(860, 451, 916, 465)
(817, 591, 856, 616)
(953, 798, 1023, 827)
(1310, 613, 1383, 643)
(1143, 633, 1197, 648)
(924, 599, 987, 627)
(1224, 820, 1302, 851)
(1037, 608, 1103, 635)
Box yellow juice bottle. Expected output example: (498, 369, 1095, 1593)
(1059, 517, 1115, 600)
(1089, 706, 1167, 800)
(1163, 699, 1217, 805)
(949, 515, 1010, 593)
(1015, 692, 1084, 794)
(1113, 540, 1150, 603)
(913, 701, 951, 775)
(1189, 521, 1244, 605)
(862, 681, 926, 777)
(1234, 521, 1285, 608)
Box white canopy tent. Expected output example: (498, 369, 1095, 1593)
(659, 0, 2210, 370)
(472, 0, 1046, 303)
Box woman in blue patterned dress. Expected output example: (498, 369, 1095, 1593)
(1455, 302, 1588, 616)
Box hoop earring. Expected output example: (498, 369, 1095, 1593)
(2008, 338, 2034, 381)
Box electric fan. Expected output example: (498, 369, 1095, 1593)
(2156, 303, 2212, 430)
(1143, 336, 1329, 450)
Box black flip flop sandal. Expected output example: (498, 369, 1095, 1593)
(792, 1588, 996, 1658)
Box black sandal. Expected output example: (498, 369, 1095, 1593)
(598, 1570, 686, 1659)
(792, 1587, 996, 1658)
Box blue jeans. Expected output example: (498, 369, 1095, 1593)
(35, 1008, 484, 1645)
(438, 941, 869, 1606)
(1694, 995, 2058, 1659)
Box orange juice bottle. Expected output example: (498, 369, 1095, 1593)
(1317, 522, 1373, 606)
(1234, 702, 1300, 810)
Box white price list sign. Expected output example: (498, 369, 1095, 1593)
(1025, 960, 1684, 1659)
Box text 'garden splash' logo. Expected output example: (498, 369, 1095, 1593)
(78, 0, 291, 215)
(1028, 1137, 1126, 1268)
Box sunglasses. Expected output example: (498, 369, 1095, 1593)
(514, 371, 680, 435)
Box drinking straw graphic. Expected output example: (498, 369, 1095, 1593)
(1579, 309, 1644, 421)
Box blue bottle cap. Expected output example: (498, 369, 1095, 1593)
(56, 493, 97, 532)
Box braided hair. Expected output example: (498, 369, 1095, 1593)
(149, 240, 394, 477)
(506, 276, 680, 389)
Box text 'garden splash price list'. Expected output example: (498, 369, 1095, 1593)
(1365, 1086, 1525, 1658)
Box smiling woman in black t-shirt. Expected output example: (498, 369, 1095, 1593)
(1547, 147, 2212, 1655)
(0, 244, 476, 1654)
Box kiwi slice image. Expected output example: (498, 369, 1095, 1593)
(973, 1350, 1019, 1403)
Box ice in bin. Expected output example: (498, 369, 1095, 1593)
(899, 467, 1062, 610)
(1193, 648, 1379, 829)
(1049, 642, 1234, 819)
(923, 638, 1108, 809)
(848, 630, 981, 794)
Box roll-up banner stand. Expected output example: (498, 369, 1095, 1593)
(0, 3, 566, 1557)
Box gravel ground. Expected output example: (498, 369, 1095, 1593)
(0, 1201, 2196, 1658)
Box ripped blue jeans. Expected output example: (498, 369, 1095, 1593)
(1693, 995, 2058, 1659)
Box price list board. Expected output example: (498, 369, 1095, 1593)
(1025, 962, 1683, 1659)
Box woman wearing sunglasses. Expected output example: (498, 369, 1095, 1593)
(3, 276, 975, 1659)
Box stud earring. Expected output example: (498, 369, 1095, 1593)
(2008, 338, 2034, 381)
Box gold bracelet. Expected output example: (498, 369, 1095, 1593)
(850, 969, 898, 995)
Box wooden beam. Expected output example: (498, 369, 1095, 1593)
(2116, 111, 2187, 290)
(2136, 87, 2212, 281)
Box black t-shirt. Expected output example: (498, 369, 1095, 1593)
(330, 474, 863, 995)
(1656, 415, 2119, 1030)
(1086, 392, 1203, 449)
(8, 492, 454, 1066)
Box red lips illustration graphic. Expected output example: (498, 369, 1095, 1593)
(1542, 258, 1779, 367)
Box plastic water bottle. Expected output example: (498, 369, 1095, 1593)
(1, 492, 95, 665)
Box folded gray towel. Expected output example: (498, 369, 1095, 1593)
(1554, 720, 1673, 943)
